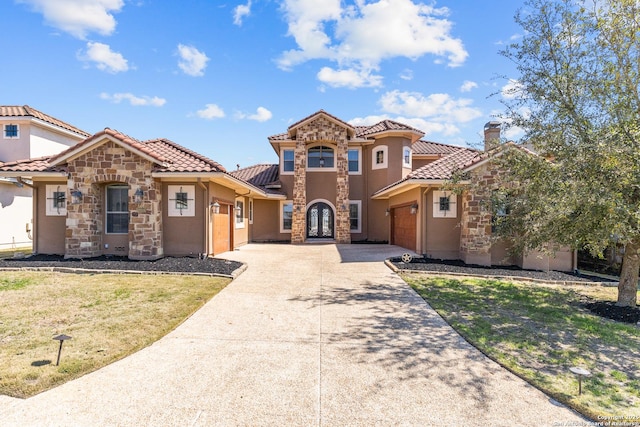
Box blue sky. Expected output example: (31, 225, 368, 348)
(3, 0, 526, 170)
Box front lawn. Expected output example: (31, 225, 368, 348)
(0, 271, 229, 398)
(403, 273, 640, 421)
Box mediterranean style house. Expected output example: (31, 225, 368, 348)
(0, 106, 90, 249)
(0, 108, 575, 271)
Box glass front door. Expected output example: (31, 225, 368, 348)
(307, 202, 334, 238)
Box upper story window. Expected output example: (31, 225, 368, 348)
(168, 185, 195, 217)
(282, 149, 294, 173)
(348, 148, 361, 174)
(3, 124, 19, 139)
(308, 145, 334, 169)
(403, 147, 412, 167)
(432, 190, 457, 218)
(372, 145, 388, 170)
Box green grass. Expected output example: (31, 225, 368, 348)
(0, 271, 230, 398)
(403, 274, 640, 421)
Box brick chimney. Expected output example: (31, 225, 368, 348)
(483, 121, 501, 151)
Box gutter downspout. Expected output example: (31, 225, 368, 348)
(197, 179, 209, 257)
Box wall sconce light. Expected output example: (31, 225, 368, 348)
(211, 200, 220, 214)
(71, 189, 82, 204)
(385, 208, 390, 217)
(410, 203, 418, 215)
(134, 188, 144, 203)
(319, 157, 325, 167)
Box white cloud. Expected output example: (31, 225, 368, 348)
(177, 44, 209, 77)
(317, 66, 383, 88)
(79, 42, 128, 73)
(501, 79, 526, 100)
(233, 0, 252, 26)
(196, 104, 225, 120)
(349, 90, 483, 137)
(19, 0, 124, 39)
(277, 0, 467, 88)
(399, 69, 413, 81)
(380, 90, 482, 124)
(248, 107, 272, 122)
(460, 80, 478, 93)
(235, 107, 273, 122)
(100, 92, 166, 107)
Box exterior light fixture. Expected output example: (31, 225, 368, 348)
(134, 188, 144, 203)
(319, 157, 325, 167)
(410, 203, 418, 215)
(211, 200, 220, 214)
(70, 189, 82, 205)
(385, 208, 390, 217)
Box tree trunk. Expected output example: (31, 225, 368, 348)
(618, 240, 639, 307)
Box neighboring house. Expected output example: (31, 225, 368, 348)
(0, 106, 90, 249)
(0, 109, 574, 271)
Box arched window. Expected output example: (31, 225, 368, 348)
(307, 145, 334, 168)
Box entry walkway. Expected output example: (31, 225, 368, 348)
(1, 244, 586, 426)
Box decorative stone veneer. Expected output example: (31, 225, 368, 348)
(65, 140, 163, 259)
(459, 163, 501, 265)
(291, 116, 351, 244)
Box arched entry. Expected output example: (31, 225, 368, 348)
(306, 202, 334, 238)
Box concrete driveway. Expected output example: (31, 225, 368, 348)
(1, 244, 586, 426)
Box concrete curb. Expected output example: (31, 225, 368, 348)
(0, 265, 245, 280)
(384, 259, 617, 287)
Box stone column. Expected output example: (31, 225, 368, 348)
(291, 137, 307, 243)
(335, 137, 351, 244)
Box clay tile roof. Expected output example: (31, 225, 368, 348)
(267, 132, 289, 142)
(145, 138, 226, 173)
(0, 105, 90, 137)
(412, 139, 465, 155)
(356, 119, 424, 138)
(373, 148, 480, 196)
(406, 149, 480, 180)
(230, 164, 284, 195)
(0, 156, 66, 174)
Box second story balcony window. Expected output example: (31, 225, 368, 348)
(308, 146, 334, 169)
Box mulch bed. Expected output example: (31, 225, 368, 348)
(392, 256, 640, 325)
(0, 254, 243, 276)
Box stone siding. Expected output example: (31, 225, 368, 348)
(292, 116, 351, 244)
(459, 163, 500, 265)
(65, 140, 163, 259)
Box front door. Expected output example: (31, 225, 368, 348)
(307, 202, 334, 238)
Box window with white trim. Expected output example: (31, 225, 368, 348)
(235, 199, 245, 228)
(432, 190, 457, 218)
(282, 149, 294, 174)
(106, 185, 129, 233)
(280, 200, 293, 233)
(348, 148, 361, 174)
(349, 201, 361, 233)
(3, 124, 19, 139)
(372, 145, 388, 170)
(168, 185, 195, 217)
(45, 185, 67, 216)
(403, 147, 412, 167)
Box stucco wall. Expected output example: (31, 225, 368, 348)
(425, 189, 461, 259)
(33, 181, 66, 255)
(162, 182, 206, 256)
(0, 183, 33, 249)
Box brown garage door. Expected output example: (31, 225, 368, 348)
(391, 205, 416, 251)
